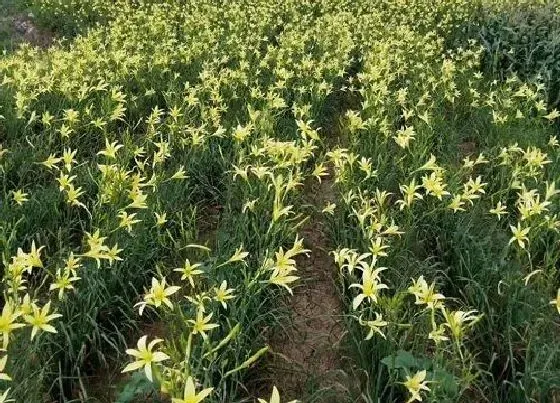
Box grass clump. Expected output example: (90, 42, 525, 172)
(0, 1, 559, 402)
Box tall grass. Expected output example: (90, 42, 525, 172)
(0, 0, 559, 402)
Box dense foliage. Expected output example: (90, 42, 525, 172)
(0, 0, 559, 402)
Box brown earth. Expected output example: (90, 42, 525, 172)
(1, 14, 53, 50)
(254, 175, 354, 402)
(13, 15, 53, 48)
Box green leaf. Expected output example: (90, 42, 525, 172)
(381, 350, 420, 370)
(115, 372, 159, 403)
(432, 369, 458, 396)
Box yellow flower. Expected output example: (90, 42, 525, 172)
(232, 124, 253, 143)
(368, 238, 389, 262)
(136, 277, 180, 315)
(350, 268, 389, 310)
(63, 108, 79, 125)
(106, 244, 123, 266)
(396, 178, 423, 210)
(226, 246, 249, 264)
(62, 148, 77, 172)
(122, 335, 169, 382)
(8, 248, 30, 276)
(447, 194, 465, 212)
(408, 276, 445, 310)
(0, 388, 13, 403)
(188, 310, 219, 341)
(232, 165, 250, 181)
(82, 229, 110, 266)
(0, 355, 10, 381)
(523, 146, 550, 170)
(358, 313, 388, 340)
(41, 154, 61, 170)
(170, 166, 187, 180)
(358, 157, 376, 181)
(127, 189, 148, 209)
(428, 324, 449, 344)
(65, 184, 85, 207)
(268, 271, 301, 294)
(27, 241, 44, 268)
(49, 268, 80, 299)
(509, 222, 530, 249)
(322, 202, 336, 215)
(296, 119, 320, 141)
(272, 248, 296, 276)
(545, 182, 560, 201)
(18, 294, 35, 316)
(64, 252, 81, 275)
(462, 176, 486, 204)
(416, 154, 440, 173)
(242, 199, 258, 213)
(258, 386, 298, 403)
(155, 212, 168, 226)
(97, 138, 123, 159)
(544, 109, 560, 121)
(24, 301, 62, 340)
(394, 125, 416, 149)
(118, 210, 141, 232)
(56, 173, 76, 191)
(174, 259, 204, 287)
(442, 308, 481, 340)
(312, 163, 329, 183)
(12, 190, 28, 206)
(403, 370, 430, 403)
(474, 153, 489, 166)
(185, 293, 211, 313)
(421, 172, 449, 200)
(331, 248, 349, 269)
(489, 201, 507, 220)
(41, 111, 54, 127)
(171, 376, 213, 403)
(267, 250, 300, 295)
(340, 250, 370, 276)
(0, 304, 24, 349)
(213, 280, 235, 309)
(462, 156, 476, 169)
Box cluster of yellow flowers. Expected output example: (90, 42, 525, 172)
(326, 3, 560, 401)
(1, 0, 559, 401)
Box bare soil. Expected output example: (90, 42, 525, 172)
(0, 13, 53, 51)
(13, 15, 53, 48)
(255, 176, 352, 402)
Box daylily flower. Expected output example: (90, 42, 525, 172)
(122, 335, 169, 381)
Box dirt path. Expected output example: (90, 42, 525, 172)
(259, 175, 352, 402)
(1, 8, 53, 51)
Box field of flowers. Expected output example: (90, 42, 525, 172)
(0, 0, 559, 402)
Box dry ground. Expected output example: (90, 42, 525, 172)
(254, 175, 355, 402)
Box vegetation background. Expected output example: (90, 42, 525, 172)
(0, 0, 559, 402)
